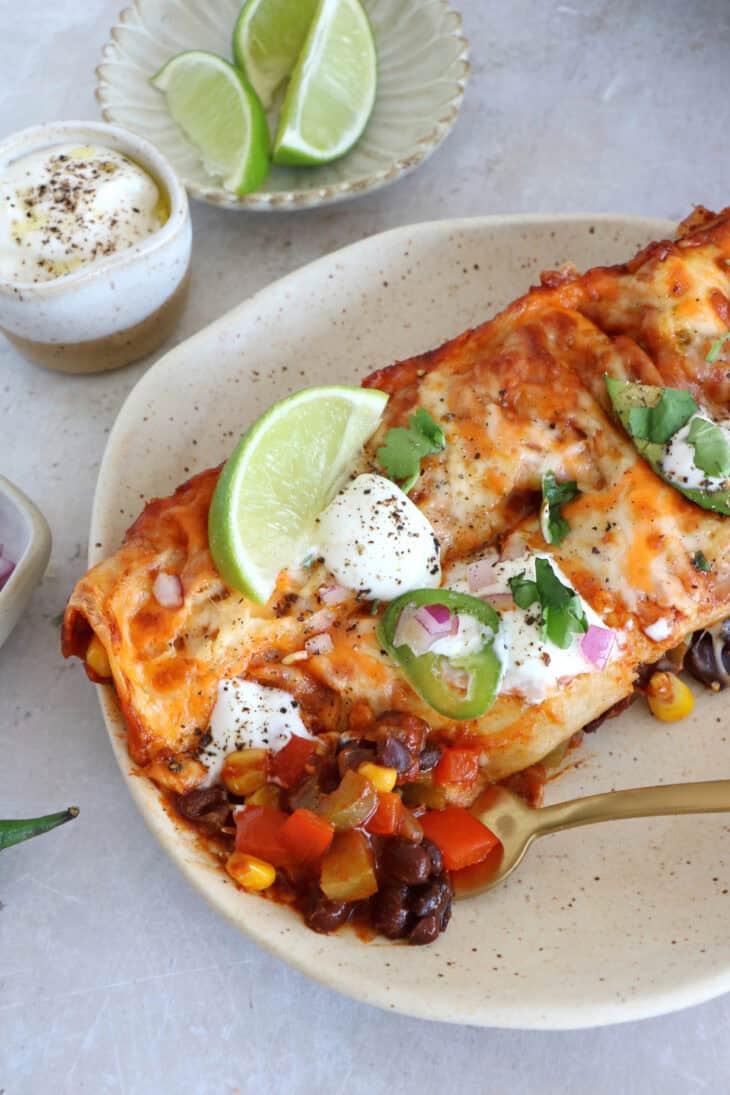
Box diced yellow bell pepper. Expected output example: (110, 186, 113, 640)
(320, 830, 378, 901)
(317, 770, 378, 831)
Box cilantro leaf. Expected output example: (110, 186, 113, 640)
(706, 333, 730, 364)
(691, 550, 711, 572)
(410, 408, 445, 449)
(540, 470, 579, 545)
(687, 417, 730, 478)
(534, 557, 589, 648)
(627, 387, 698, 444)
(376, 408, 446, 492)
(508, 558, 588, 649)
(508, 572, 539, 609)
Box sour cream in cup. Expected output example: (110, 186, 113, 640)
(0, 121, 191, 373)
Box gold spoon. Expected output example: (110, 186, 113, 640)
(453, 780, 730, 898)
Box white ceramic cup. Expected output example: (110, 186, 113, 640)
(0, 120, 192, 373)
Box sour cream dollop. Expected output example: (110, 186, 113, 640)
(0, 143, 167, 283)
(449, 554, 615, 704)
(662, 415, 730, 491)
(314, 473, 441, 600)
(199, 678, 315, 784)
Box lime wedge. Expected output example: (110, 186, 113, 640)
(273, 0, 377, 166)
(233, 0, 319, 110)
(208, 385, 388, 602)
(151, 50, 270, 194)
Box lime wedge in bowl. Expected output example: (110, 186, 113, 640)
(208, 385, 388, 602)
(273, 0, 377, 166)
(151, 50, 270, 194)
(233, 0, 319, 110)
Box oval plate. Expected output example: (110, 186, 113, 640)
(91, 214, 730, 1029)
(96, 0, 469, 210)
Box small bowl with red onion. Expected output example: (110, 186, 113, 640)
(0, 475, 51, 650)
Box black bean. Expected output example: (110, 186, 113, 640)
(176, 786, 231, 831)
(377, 734, 412, 774)
(421, 838, 443, 876)
(410, 878, 450, 918)
(337, 743, 376, 777)
(307, 897, 350, 934)
(439, 898, 452, 932)
(685, 624, 730, 689)
(177, 785, 227, 818)
(409, 913, 440, 946)
(382, 838, 431, 884)
(419, 745, 441, 772)
(374, 883, 411, 939)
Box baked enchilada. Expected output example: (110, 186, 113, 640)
(63, 206, 730, 944)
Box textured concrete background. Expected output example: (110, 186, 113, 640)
(2, 1, 730, 1091)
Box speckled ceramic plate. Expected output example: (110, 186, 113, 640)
(90, 214, 730, 1029)
(95, 0, 469, 210)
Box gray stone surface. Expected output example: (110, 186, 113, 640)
(2, 1, 730, 1091)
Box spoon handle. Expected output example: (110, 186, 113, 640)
(534, 779, 730, 836)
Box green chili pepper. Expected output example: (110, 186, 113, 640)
(0, 807, 79, 851)
(377, 589, 502, 720)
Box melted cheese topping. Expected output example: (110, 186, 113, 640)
(62, 205, 730, 789)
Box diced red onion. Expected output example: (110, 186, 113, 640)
(413, 603, 458, 638)
(153, 571, 183, 608)
(394, 605, 458, 656)
(0, 544, 15, 592)
(423, 603, 451, 626)
(467, 556, 502, 593)
(481, 592, 514, 612)
(307, 607, 336, 633)
(305, 632, 334, 656)
(580, 625, 615, 669)
(319, 584, 350, 606)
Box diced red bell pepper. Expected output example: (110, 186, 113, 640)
(365, 791, 403, 836)
(270, 735, 318, 789)
(420, 806, 499, 871)
(281, 808, 334, 862)
(234, 804, 290, 867)
(433, 748, 480, 787)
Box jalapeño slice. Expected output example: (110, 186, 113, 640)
(377, 589, 502, 720)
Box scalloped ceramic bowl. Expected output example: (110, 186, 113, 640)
(96, 0, 469, 210)
(0, 476, 51, 651)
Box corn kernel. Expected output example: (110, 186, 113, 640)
(221, 749, 268, 796)
(226, 851, 276, 891)
(245, 783, 282, 808)
(86, 635, 111, 680)
(358, 761, 398, 793)
(647, 671, 694, 722)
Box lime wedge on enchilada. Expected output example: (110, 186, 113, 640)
(208, 385, 388, 603)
